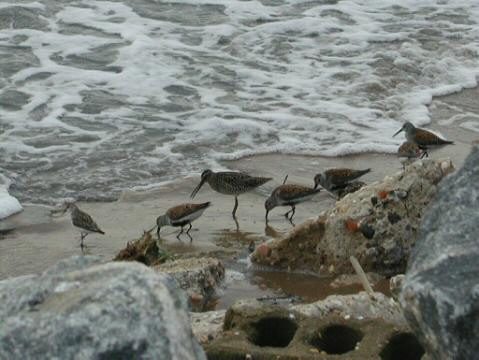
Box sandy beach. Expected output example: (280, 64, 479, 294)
(1, 87, 478, 307)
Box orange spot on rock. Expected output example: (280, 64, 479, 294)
(378, 190, 389, 199)
(345, 219, 359, 232)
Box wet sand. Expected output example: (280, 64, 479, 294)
(0, 87, 478, 307)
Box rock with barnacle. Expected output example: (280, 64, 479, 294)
(252, 159, 454, 276)
(0, 256, 206, 360)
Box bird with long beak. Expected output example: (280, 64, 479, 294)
(393, 122, 454, 148)
(314, 168, 371, 192)
(398, 141, 427, 169)
(265, 184, 321, 221)
(190, 169, 271, 218)
(60, 202, 105, 249)
(154, 202, 210, 240)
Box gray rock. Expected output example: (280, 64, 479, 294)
(155, 257, 225, 312)
(0, 256, 206, 360)
(400, 146, 479, 360)
(190, 310, 227, 344)
(292, 291, 406, 325)
(206, 294, 418, 360)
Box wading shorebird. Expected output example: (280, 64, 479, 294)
(61, 202, 105, 249)
(398, 141, 427, 169)
(154, 202, 211, 240)
(190, 170, 271, 218)
(314, 168, 371, 191)
(265, 184, 321, 221)
(393, 122, 454, 148)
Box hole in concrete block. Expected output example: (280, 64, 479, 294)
(313, 324, 363, 354)
(249, 317, 297, 348)
(380, 332, 425, 360)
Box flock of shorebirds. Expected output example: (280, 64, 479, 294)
(60, 121, 453, 248)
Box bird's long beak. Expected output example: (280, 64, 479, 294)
(393, 127, 403, 137)
(313, 182, 319, 190)
(51, 205, 67, 218)
(190, 177, 207, 198)
(265, 210, 269, 220)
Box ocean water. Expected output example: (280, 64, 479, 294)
(1, 0, 479, 209)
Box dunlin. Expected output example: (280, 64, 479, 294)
(190, 170, 271, 218)
(393, 122, 453, 148)
(265, 184, 321, 221)
(314, 168, 371, 191)
(334, 181, 366, 199)
(398, 141, 427, 168)
(156, 202, 211, 239)
(62, 202, 105, 248)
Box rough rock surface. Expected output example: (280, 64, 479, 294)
(191, 292, 406, 346)
(401, 147, 479, 360)
(191, 310, 227, 344)
(206, 295, 421, 360)
(155, 257, 225, 311)
(0, 256, 206, 360)
(252, 159, 454, 276)
(292, 292, 406, 325)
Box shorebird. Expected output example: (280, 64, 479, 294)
(393, 122, 454, 148)
(190, 170, 271, 218)
(61, 202, 105, 248)
(155, 202, 211, 239)
(314, 168, 371, 191)
(334, 181, 365, 199)
(265, 184, 321, 221)
(398, 141, 427, 168)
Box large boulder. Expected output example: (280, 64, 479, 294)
(0, 256, 206, 360)
(252, 159, 454, 276)
(400, 147, 479, 359)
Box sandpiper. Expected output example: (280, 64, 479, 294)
(265, 184, 321, 221)
(155, 202, 211, 239)
(393, 122, 454, 148)
(61, 202, 105, 248)
(191, 170, 271, 218)
(314, 168, 371, 191)
(398, 141, 427, 168)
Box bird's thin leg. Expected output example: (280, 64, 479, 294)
(289, 206, 296, 221)
(176, 227, 184, 240)
(284, 205, 295, 218)
(186, 223, 192, 234)
(80, 232, 86, 249)
(234, 217, 240, 232)
(284, 207, 292, 218)
(232, 196, 239, 218)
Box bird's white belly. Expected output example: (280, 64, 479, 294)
(176, 208, 207, 223)
(280, 195, 313, 206)
(73, 225, 93, 234)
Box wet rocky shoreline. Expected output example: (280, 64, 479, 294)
(1, 148, 479, 358)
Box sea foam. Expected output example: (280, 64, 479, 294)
(0, 175, 22, 220)
(0, 0, 478, 202)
